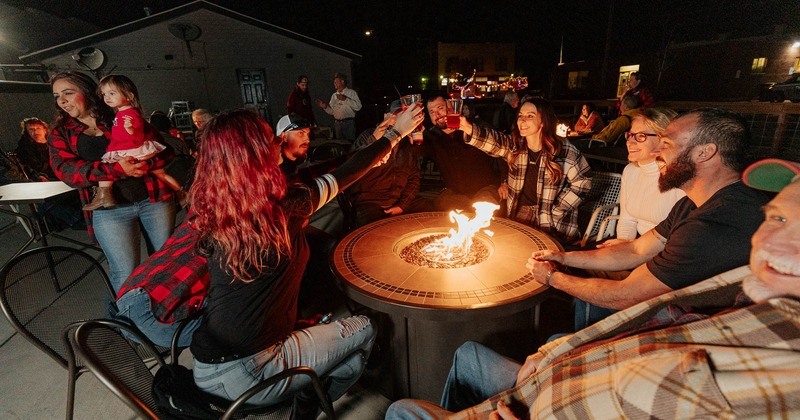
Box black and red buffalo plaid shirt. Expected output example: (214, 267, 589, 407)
(48, 117, 174, 242)
(117, 218, 207, 323)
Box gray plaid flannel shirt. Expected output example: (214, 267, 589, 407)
(466, 125, 591, 242)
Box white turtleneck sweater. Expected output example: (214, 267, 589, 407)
(616, 161, 686, 240)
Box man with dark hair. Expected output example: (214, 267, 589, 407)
(316, 73, 361, 141)
(530, 108, 768, 329)
(422, 92, 503, 211)
(387, 157, 800, 419)
(346, 101, 430, 226)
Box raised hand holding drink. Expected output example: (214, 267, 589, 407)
(401, 94, 424, 144)
(446, 98, 463, 130)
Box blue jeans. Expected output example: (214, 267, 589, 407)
(334, 119, 356, 141)
(386, 341, 521, 418)
(574, 298, 618, 331)
(93, 198, 176, 292)
(193, 315, 375, 405)
(115, 288, 201, 348)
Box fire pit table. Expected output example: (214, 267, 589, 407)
(330, 211, 562, 401)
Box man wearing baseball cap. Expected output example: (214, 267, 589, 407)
(388, 157, 800, 419)
(275, 113, 312, 177)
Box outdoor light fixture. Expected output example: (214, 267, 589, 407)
(792, 41, 800, 49)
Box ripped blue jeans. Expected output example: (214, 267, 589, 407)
(192, 315, 375, 405)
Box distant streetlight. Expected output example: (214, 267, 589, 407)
(365, 30, 373, 36)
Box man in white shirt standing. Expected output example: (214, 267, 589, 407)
(316, 73, 362, 141)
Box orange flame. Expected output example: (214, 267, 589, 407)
(422, 202, 500, 263)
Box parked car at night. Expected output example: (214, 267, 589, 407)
(760, 74, 800, 103)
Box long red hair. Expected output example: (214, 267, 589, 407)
(191, 109, 290, 281)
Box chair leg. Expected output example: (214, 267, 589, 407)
(66, 367, 76, 420)
(10, 204, 34, 238)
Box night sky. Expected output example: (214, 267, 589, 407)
(6, 0, 800, 92)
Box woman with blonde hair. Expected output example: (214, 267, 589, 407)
(599, 107, 685, 246)
(189, 105, 423, 410)
(460, 97, 591, 243)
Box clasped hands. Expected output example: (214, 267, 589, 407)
(526, 250, 563, 286)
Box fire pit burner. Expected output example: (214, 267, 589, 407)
(398, 232, 490, 268)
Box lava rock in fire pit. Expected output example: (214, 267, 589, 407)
(399, 234, 489, 268)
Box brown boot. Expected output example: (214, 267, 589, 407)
(83, 186, 117, 211)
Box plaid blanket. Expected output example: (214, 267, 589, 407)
(451, 266, 800, 419)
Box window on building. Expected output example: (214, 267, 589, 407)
(751, 57, 767, 74)
(568, 71, 589, 91)
(792, 57, 800, 74)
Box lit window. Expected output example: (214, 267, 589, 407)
(568, 71, 589, 90)
(752, 57, 767, 74)
(793, 57, 800, 74)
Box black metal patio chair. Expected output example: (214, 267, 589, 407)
(74, 319, 337, 420)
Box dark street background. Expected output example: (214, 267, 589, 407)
(5, 0, 799, 93)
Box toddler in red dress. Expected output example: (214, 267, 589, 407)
(84, 75, 184, 210)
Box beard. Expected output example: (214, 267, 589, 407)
(432, 115, 447, 129)
(659, 149, 695, 192)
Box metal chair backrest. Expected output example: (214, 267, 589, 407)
(0, 246, 116, 419)
(73, 319, 163, 419)
(0, 246, 114, 369)
(75, 320, 337, 420)
(578, 172, 622, 247)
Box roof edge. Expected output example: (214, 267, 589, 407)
(19, 0, 360, 63)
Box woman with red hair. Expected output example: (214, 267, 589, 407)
(189, 106, 423, 409)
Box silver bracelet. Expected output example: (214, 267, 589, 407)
(545, 269, 557, 286)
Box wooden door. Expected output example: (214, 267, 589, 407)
(237, 69, 270, 121)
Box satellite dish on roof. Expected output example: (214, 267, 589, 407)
(168, 23, 202, 57)
(168, 23, 202, 41)
(71, 47, 106, 71)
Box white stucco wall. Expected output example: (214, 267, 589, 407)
(37, 8, 354, 127)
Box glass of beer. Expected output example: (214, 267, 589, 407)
(446, 98, 463, 130)
(400, 94, 422, 110)
(401, 94, 424, 144)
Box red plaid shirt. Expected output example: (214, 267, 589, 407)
(118, 218, 208, 323)
(48, 116, 174, 242)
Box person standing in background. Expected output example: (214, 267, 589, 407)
(286, 75, 316, 125)
(48, 71, 176, 292)
(316, 73, 361, 141)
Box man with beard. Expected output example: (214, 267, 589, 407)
(275, 113, 312, 178)
(527, 108, 769, 328)
(422, 93, 503, 211)
(387, 157, 800, 420)
(275, 113, 337, 317)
